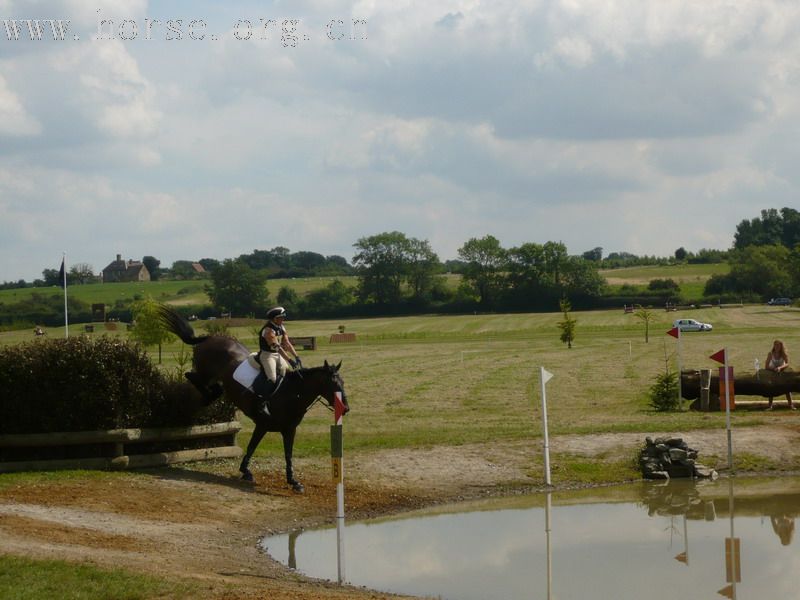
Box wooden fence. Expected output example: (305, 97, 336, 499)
(0, 421, 242, 473)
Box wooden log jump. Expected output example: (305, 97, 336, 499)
(681, 369, 799, 410)
(0, 421, 242, 473)
(330, 333, 357, 343)
(681, 370, 800, 399)
(291, 336, 317, 350)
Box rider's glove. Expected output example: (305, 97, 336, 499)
(293, 356, 303, 369)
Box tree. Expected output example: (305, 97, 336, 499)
(42, 268, 61, 287)
(69, 263, 95, 284)
(647, 278, 680, 292)
(458, 235, 507, 308)
(198, 258, 220, 273)
(706, 245, 795, 299)
(290, 251, 326, 275)
(352, 231, 410, 305)
(557, 298, 577, 349)
(276, 286, 300, 313)
(405, 238, 441, 301)
(734, 208, 800, 249)
(674, 247, 687, 261)
(142, 256, 161, 281)
(507, 241, 604, 308)
(170, 260, 199, 280)
(205, 259, 269, 316)
(130, 296, 174, 363)
(304, 279, 354, 315)
(634, 307, 656, 343)
(582, 247, 603, 261)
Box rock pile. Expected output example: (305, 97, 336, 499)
(639, 436, 718, 480)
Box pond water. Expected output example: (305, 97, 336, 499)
(262, 477, 800, 599)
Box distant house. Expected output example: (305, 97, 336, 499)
(191, 262, 206, 275)
(102, 254, 151, 283)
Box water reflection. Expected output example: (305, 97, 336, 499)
(770, 515, 795, 546)
(262, 477, 800, 600)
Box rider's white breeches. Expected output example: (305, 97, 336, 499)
(259, 352, 288, 382)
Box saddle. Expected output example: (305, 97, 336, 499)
(232, 353, 284, 399)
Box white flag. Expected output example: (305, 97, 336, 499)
(541, 368, 553, 385)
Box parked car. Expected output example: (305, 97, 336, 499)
(767, 298, 793, 306)
(673, 318, 713, 332)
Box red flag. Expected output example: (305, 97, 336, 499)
(710, 348, 727, 364)
(666, 327, 679, 339)
(334, 391, 346, 425)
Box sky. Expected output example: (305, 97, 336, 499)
(1, 0, 799, 282)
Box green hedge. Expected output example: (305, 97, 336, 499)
(0, 337, 234, 435)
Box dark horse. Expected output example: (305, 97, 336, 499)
(158, 306, 349, 492)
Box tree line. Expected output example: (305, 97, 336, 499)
(3, 206, 797, 327)
(204, 232, 609, 318)
(705, 208, 800, 301)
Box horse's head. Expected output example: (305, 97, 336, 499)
(319, 359, 350, 415)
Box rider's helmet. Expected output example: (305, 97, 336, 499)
(267, 306, 287, 321)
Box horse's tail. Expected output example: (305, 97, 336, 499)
(157, 305, 209, 345)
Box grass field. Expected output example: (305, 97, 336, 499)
(0, 554, 197, 600)
(0, 276, 361, 309)
(600, 263, 729, 298)
(6, 304, 796, 467)
(1, 263, 725, 312)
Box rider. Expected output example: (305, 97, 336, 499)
(257, 306, 302, 407)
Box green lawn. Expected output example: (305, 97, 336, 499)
(3, 304, 800, 495)
(0, 555, 197, 600)
(57, 304, 790, 464)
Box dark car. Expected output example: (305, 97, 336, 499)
(768, 298, 793, 306)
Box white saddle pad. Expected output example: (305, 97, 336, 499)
(232, 355, 260, 391)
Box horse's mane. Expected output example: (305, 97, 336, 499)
(285, 364, 329, 381)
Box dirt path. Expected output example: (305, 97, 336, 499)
(2, 424, 799, 599)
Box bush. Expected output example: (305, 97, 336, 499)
(648, 370, 681, 412)
(0, 337, 234, 434)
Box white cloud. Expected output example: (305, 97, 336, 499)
(2, 1, 800, 281)
(49, 40, 161, 138)
(0, 73, 41, 136)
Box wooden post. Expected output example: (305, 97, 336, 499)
(700, 369, 711, 412)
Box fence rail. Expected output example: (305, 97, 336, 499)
(0, 421, 242, 473)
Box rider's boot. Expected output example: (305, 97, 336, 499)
(255, 378, 278, 417)
(256, 399, 271, 417)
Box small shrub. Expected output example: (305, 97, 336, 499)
(202, 320, 229, 335)
(648, 370, 681, 412)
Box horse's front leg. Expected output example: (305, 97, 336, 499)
(282, 428, 303, 493)
(239, 421, 268, 482)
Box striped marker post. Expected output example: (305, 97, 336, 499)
(710, 348, 734, 471)
(330, 391, 347, 584)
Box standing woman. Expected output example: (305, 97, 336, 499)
(765, 340, 795, 410)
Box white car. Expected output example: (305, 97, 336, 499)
(673, 318, 713, 332)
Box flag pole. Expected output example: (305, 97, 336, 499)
(677, 326, 682, 407)
(62, 252, 69, 338)
(539, 367, 553, 486)
(723, 349, 733, 471)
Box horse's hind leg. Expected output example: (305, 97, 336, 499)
(282, 428, 303, 493)
(184, 372, 222, 405)
(240, 422, 268, 482)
